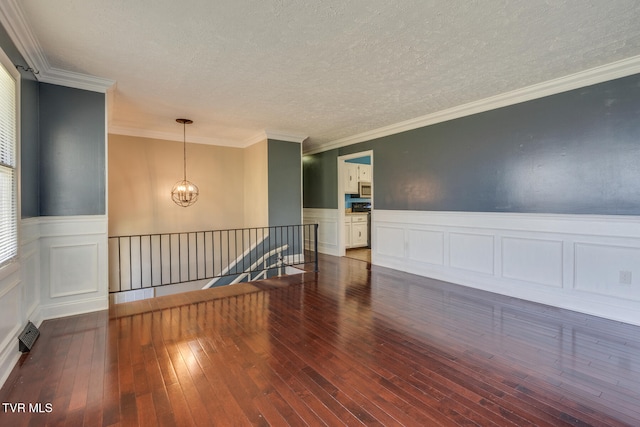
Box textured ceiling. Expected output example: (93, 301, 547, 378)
(11, 0, 640, 150)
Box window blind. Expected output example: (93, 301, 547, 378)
(0, 58, 16, 268)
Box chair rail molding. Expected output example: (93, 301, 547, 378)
(372, 210, 640, 326)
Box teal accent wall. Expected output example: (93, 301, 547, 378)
(268, 139, 301, 226)
(345, 156, 370, 165)
(303, 73, 640, 215)
(39, 83, 105, 216)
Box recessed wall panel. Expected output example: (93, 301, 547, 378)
(575, 243, 640, 301)
(0, 281, 20, 351)
(450, 232, 494, 274)
(408, 229, 444, 265)
(50, 243, 99, 298)
(502, 237, 563, 287)
(377, 226, 405, 258)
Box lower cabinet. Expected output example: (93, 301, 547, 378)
(345, 214, 368, 249)
(345, 222, 352, 248)
(352, 222, 368, 247)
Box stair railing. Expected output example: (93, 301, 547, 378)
(108, 223, 318, 295)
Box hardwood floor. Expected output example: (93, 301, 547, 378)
(1, 254, 639, 426)
(345, 248, 371, 263)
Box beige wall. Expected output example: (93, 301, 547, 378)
(243, 139, 269, 228)
(108, 134, 247, 236)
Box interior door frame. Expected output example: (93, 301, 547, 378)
(337, 150, 374, 257)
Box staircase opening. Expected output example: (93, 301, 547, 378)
(108, 224, 318, 304)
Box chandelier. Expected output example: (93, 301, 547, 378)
(171, 118, 199, 207)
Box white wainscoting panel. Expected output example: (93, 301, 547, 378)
(0, 273, 21, 389)
(376, 226, 405, 258)
(502, 237, 563, 288)
(39, 216, 109, 320)
(450, 232, 494, 275)
(50, 243, 99, 298)
(574, 242, 640, 301)
(303, 208, 339, 256)
(20, 218, 41, 322)
(373, 210, 640, 326)
(1, 217, 108, 389)
(408, 229, 444, 265)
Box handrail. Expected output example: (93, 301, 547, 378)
(108, 223, 318, 294)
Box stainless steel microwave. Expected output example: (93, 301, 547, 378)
(358, 181, 372, 198)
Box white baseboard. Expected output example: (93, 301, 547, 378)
(40, 296, 108, 321)
(372, 210, 640, 326)
(0, 342, 20, 391)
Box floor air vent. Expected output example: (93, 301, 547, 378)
(18, 321, 40, 352)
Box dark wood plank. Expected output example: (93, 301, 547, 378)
(1, 254, 639, 426)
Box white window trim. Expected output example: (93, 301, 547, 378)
(0, 45, 20, 281)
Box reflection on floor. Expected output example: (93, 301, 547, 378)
(1, 254, 638, 425)
(345, 247, 371, 263)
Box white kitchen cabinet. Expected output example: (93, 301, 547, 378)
(344, 163, 371, 194)
(358, 164, 372, 182)
(344, 163, 359, 193)
(352, 222, 368, 247)
(344, 222, 352, 248)
(345, 214, 368, 249)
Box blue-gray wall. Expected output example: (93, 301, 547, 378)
(39, 83, 105, 216)
(303, 148, 338, 209)
(304, 74, 640, 215)
(0, 23, 40, 218)
(268, 139, 302, 226)
(0, 25, 106, 218)
(20, 77, 39, 218)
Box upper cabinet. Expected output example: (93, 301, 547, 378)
(345, 163, 359, 193)
(344, 163, 372, 194)
(358, 164, 371, 182)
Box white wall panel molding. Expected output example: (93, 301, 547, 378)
(0, 276, 21, 389)
(20, 247, 40, 323)
(449, 232, 495, 275)
(49, 243, 99, 298)
(501, 237, 564, 288)
(303, 208, 339, 256)
(407, 229, 444, 265)
(39, 215, 108, 238)
(20, 218, 41, 323)
(20, 217, 40, 246)
(373, 210, 640, 326)
(39, 216, 109, 319)
(376, 226, 406, 258)
(574, 242, 640, 301)
(40, 296, 108, 321)
(1, 216, 109, 388)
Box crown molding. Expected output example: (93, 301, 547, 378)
(0, 0, 48, 73)
(0, 0, 114, 93)
(243, 132, 269, 148)
(264, 130, 307, 143)
(244, 130, 307, 148)
(108, 125, 245, 148)
(38, 67, 114, 93)
(304, 54, 640, 155)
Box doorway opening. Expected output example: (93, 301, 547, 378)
(337, 151, 373, 263)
